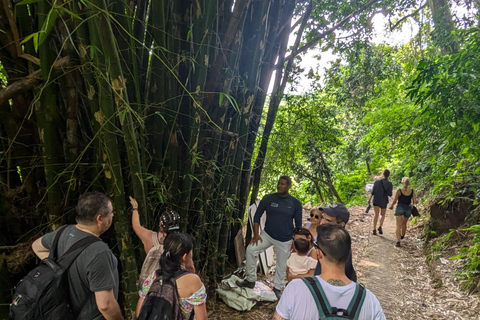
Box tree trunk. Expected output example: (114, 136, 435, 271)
(427, 0, 457, 53)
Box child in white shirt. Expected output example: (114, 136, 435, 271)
(286, 238, 317, 281)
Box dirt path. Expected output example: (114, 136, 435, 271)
(350, 205, 479, 319)
(208, 205, 480, 319)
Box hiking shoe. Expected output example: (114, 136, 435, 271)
(378, 226, 383, 235)
(273, 287, 282, 300)
(236, 279, 255, 289)
(372, 229, 377, 235)
(395, 242, 401, 247)
(401, 235, 405, 240)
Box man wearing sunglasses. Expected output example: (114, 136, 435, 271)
(314, 203, 357, 282)
(237, 176, 302, 299)
(273, 224, 385, 320)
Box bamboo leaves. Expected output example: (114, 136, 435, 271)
(19, 3, 82, 51)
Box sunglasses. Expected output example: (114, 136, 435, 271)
(310, 213, 320, 219)
(293, 227, 312, 237)
(313, 241, 327, 257)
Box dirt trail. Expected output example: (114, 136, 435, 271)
(350, 205, 479, 319)
(208, 205, 480, 319)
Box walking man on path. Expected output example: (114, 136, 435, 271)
(237, 176, 302, 299)
(368, 169, 393, 236)
(32, 192, 123, 320)
(273, 224, 386, 320)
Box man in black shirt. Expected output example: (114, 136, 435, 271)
(313, 203, 357, 282)
(237, 176, 302, 299)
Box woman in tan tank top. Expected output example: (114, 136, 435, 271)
(130, 197, 195, 289)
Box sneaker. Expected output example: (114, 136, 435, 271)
(378, 226, 383, 235)
(401, 235, 405, 240)
(236, 279, 255, 289)
(372, 229, 377, 235)
(395, 242, 401, 247)
(273, 287, 282, 300)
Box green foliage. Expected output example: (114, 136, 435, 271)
(260, 92, 343, 204)
(450, 224, 480, 292)
(400, 28, 480, 202)
(431, 229, 456, 251)
(335, 169, 370, 205)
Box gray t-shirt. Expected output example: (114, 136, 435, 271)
(42, 225, 119, 320)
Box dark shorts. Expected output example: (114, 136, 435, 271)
(373, 203, 388, 209)
(394, 203, 412, 218)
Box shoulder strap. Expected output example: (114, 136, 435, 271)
(48, 225, 69, 260)
(174, 268, 190, 279)
(56, 235, 102, 270)
(381, 180, 387, 193)
(301, 277, 331, 317)
(152, 232, 162, 247)
(345, 283, 366, 320)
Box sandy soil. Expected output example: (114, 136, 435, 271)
(207, 204, 480, 320)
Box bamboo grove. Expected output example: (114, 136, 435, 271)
(1, 0, 460, 315)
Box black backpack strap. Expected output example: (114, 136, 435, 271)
(48, 225, 69, 260)
(175, 268, 190, 279)
(301, 277, 330, 317)
(345, 283, 366, 320)
(56, 234, 102, 269)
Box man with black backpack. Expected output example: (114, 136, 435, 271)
(28, 192, 122, 320)
(273, 224, 385, 320)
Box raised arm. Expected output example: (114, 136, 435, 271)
(130, 196, 154, 252)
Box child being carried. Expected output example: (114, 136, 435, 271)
(286, 238, 317, 281)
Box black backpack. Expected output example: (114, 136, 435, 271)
(137, 268, 192, 320)
(302, 277, 366, 319)
(9, 225, 101, 320)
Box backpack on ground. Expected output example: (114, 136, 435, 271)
(9, 225, 101, 320)
(137, 269, 191, 320)
(302, 277, 366, 320)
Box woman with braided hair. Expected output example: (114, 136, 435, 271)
(136, 233, 208, 319)
(130, 196, 195, 290)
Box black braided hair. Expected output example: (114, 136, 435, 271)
(159, 209, 180, 235)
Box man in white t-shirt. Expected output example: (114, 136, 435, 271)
(273, 224, 386, 320)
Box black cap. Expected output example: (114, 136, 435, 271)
(320, 203, 350, 224)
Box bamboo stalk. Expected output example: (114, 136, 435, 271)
(36, 0, 64, 229)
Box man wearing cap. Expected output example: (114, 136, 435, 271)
(273, 224, 386, 320)
(314, 203, 357, 282)
(237, 176, 302, 299)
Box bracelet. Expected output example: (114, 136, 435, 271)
(132, 208, 138, 211)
